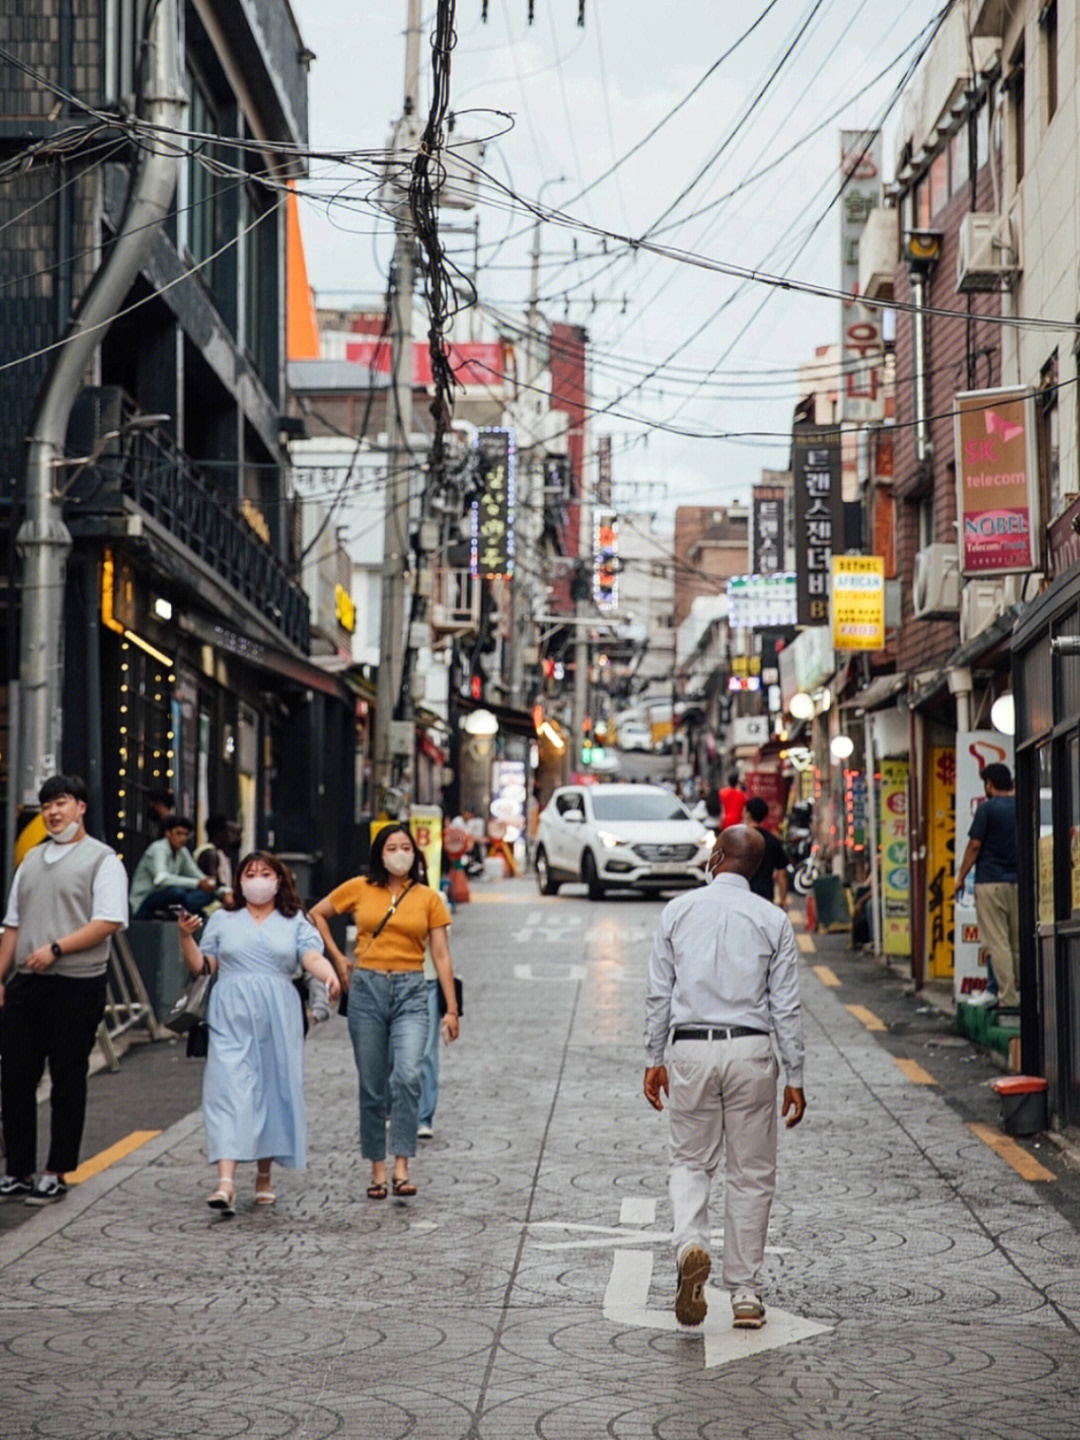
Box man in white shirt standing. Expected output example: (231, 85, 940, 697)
(644, 825, 806, 1330)
(0, 775, 128, 1205)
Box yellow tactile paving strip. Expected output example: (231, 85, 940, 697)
(67, 1131, 161, 1185)
(969, 1123, 1056, 1182)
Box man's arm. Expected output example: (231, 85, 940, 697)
(643, 916, 676, 1110)
(0, 925, 18, 997)
(955, 836, 981, 890)
(768, 917, 805, 1090)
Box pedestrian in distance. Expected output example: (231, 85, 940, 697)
(643, 824, 806, 1330)
(718, 770, 748, 830)
(130, 815, 220, 920)
(309, 824, 460, 1200)
(0, 775, 129, 1205)
(744, 797, 790, 909)
(955, 762, 1020, 1010)
(176, 851, 339, 1216)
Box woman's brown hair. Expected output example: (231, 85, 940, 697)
(225, 851, 302, 917)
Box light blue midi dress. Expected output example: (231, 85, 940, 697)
(200, 908, 324, 1168)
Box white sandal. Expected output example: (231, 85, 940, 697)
(207, 1179, 235, 1215)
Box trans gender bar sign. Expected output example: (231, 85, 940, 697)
(792, 424, 844, 626)
(839, 129, 884, 424)
(953, 387, 1040, 575)
(752, 483, 786, 574)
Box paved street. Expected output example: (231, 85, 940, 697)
(5, 877, 1080, 1438)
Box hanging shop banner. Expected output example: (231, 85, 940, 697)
(409, 806, 444, 893)
(926, 746, 957, 981)
(954, 731, 1014, 1001)
(880, 757, 910, 956)
(953, 388, 1040, 575)
(470, 428, 515, 579)
(728, 573, 797, 629)
(839, 129, 885, 423)
(831, 555, 885, 651)
(844, 768, 867, 855)
(793, 425, 844, 626)
(752, 483, 787, 574)
(594, 510, 618, 612)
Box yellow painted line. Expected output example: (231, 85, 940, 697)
(66, 1130, 161, 1185)
(846, 1003, 887, 1032)
(894, 1057, 938, 1085)
(813, 964, 841, 988)
(969, 1123, 1055, 1182)
(796, 933, 816, 954)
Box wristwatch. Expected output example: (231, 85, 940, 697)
(50, 941, 63, 960)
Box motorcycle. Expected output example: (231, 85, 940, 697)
(785, 804, 820, 896)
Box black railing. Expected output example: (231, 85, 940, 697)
(65, 396, 310, 651)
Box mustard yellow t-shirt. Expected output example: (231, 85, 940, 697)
(328, 877, 451, 973)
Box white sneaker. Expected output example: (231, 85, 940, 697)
(731, 1288, 765, 1329)
(417, 1123, 434, 1139)
(963, 991, 998, 1008)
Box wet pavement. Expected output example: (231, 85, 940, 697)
(4, 877, 1080, 1438)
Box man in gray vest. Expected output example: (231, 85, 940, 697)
(0, 775, 129, 1204)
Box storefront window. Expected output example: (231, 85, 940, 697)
(1072, 735, 1080, 914)
(1037, 745, 1054, 926)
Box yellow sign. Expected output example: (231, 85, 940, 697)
(409, 806, 444, 892)
(832, 556, 885, 651)
(335, 584, 356, 634)
(926, 746, 956, 979)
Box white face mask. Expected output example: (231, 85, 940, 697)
(383, 850, 414, 877)
(241, 874, 279, 907)
(51, 821, 81, 845)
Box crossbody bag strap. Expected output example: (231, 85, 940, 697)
(368, 880, 415, 943)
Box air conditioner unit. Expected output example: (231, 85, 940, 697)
(960, 579, 1008, 643)
(957, 212, 1020, 293)
(913, 544, 961, 618)
(858, 206, 899, 301)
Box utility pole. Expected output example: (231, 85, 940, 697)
(374, 0, 423, 815)
(573, 448, 591, 773)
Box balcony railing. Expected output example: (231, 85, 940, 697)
(65, 390, 310, 651)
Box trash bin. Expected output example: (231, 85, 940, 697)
(126, 921, 188, 1021)
(277, 852, 318, 904)
(991, 1076, 1048, 1136)
(812, 874, 850, 933)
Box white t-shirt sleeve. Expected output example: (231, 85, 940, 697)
(91, 853, 129, 924)
(3, 865, 23, 929)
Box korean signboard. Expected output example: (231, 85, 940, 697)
(839, 129, 885, 423)
(953, 388, 1040, 574)
(470, 428, 515, 579)
(926, 746, 956, 980)
(752, 482, 787, 573)
(880, 758, 910, 956)
(793, 425, 843, 626)
(594, 511, 618, 612)
(831, 555, 885, 651)
(728, 573, 797, 629)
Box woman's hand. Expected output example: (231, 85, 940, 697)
(441, 1012, 459, 1042)
(176, 911, 202, 937)
(324, 968, 341, 1001)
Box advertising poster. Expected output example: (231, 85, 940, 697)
(409, 806, 444, 892)
(954, 731, 1014, 1000)
(880, 758, 910, 955)
(792, 425, 844, 626)
(953, 388, 1040, 575)
(832, 555, 885, 651)
(926, 746, 956, 980)
(745, 768, 786, 832)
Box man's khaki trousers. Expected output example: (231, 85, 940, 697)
(975, 882, 1020, 1007)
(667, 1033, 778, 1296)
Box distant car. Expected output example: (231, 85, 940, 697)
(617, 719, 652, 752)
(535, 783, 712, 899)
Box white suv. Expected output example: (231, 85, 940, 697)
(536, 784, 712, 899)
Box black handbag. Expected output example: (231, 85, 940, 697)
(186, 1021, 209, 1058)
(437, 976, 464, 1018)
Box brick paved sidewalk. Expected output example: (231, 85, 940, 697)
(4, 879, 1080, 1439)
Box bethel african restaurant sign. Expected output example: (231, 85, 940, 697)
(953, 386, 1040, 575)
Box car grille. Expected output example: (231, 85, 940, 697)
(631, 843, 698, 863)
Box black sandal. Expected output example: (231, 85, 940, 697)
(391, 1177, 417, 1197)
(366, 1181, 388, 1200)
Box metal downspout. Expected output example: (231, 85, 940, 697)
(910, 268, 931, 468)
(15, 0, 184, 806)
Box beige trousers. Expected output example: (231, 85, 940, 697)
(975, 882, 1020, 1007)
(667, 1033, 778, 1295)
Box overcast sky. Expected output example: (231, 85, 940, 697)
(289, 0, 944, 513)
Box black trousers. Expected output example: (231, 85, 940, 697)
(1, 971, 107, 1177)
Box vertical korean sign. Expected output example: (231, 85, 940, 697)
(953, 388, 1040, 574)
(752, 483, 787, 574)
(840, 129, 884, 423)
(880, 758, 910, 956)
(470, 428, 515, 579)
(832, 555, 885, 651)
(926, 746, 956, 980)
(594, 511, 618, 613)
(793, 425, 843, 626)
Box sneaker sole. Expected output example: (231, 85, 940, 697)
(675, 1248, 711, 1327)
(732, 1309, 766, 1329)
(24, 1193, 67, 1207)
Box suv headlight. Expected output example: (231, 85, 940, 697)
(597, 829, 621, 849)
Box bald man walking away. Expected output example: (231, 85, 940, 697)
(644, 825, 806, 1330)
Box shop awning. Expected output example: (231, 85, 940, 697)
(846, 673, 908, 714)
(458, 695, 537, 740)
(178, 613, 353, 702)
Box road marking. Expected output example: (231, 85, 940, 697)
(969, 1123, 1056, 1181)
(846, 1003, 887, 1032)
(796, 933, 816, 954)
(513, 912, 584, 942)
(514, 962, 586, 982)
(813, 964, 841, 987)
(67, 1130, 162, 1185)
(893, 1057, 937, 1085)
(528, 1219, 790, 1255)
(602, 1249, 831, 1368)
(620, 1198, 656, 1225)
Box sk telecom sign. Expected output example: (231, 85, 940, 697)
(793, 425, 843, 626)
(832, 556, 884, 651)
(953, 388, 1039, 575)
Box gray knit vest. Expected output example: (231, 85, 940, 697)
(14, 837, 117, 978)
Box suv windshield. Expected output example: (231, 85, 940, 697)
(591, 792, 689, 823)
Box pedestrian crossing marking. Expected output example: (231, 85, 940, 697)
(67, 1130, 162, 1185)
(893, 1057, 937, 1085)
(812, 965, 841, 987)
(845, 1004, 887, 1032)
(969, 1123, 1055, 1182)
(795, 933, 815, 954)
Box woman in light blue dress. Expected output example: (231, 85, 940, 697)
(177, 851, 339, 1215)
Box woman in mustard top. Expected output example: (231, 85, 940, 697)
(310, 824, 459, 1198)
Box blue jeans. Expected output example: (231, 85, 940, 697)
(133, 884, 215, 921)
(347, 969, 428, 1160)
(418, 979, 440, 1127)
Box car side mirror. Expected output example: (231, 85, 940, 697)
(565, 810, 584, 824)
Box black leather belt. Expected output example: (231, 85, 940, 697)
(671, 1025, 769, 1041)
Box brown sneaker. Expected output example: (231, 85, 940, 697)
(674, 1247, 711, 1327)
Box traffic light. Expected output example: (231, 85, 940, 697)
(581, 715, 593, 767)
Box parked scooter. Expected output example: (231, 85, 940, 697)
(785, 803, 820, 896)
